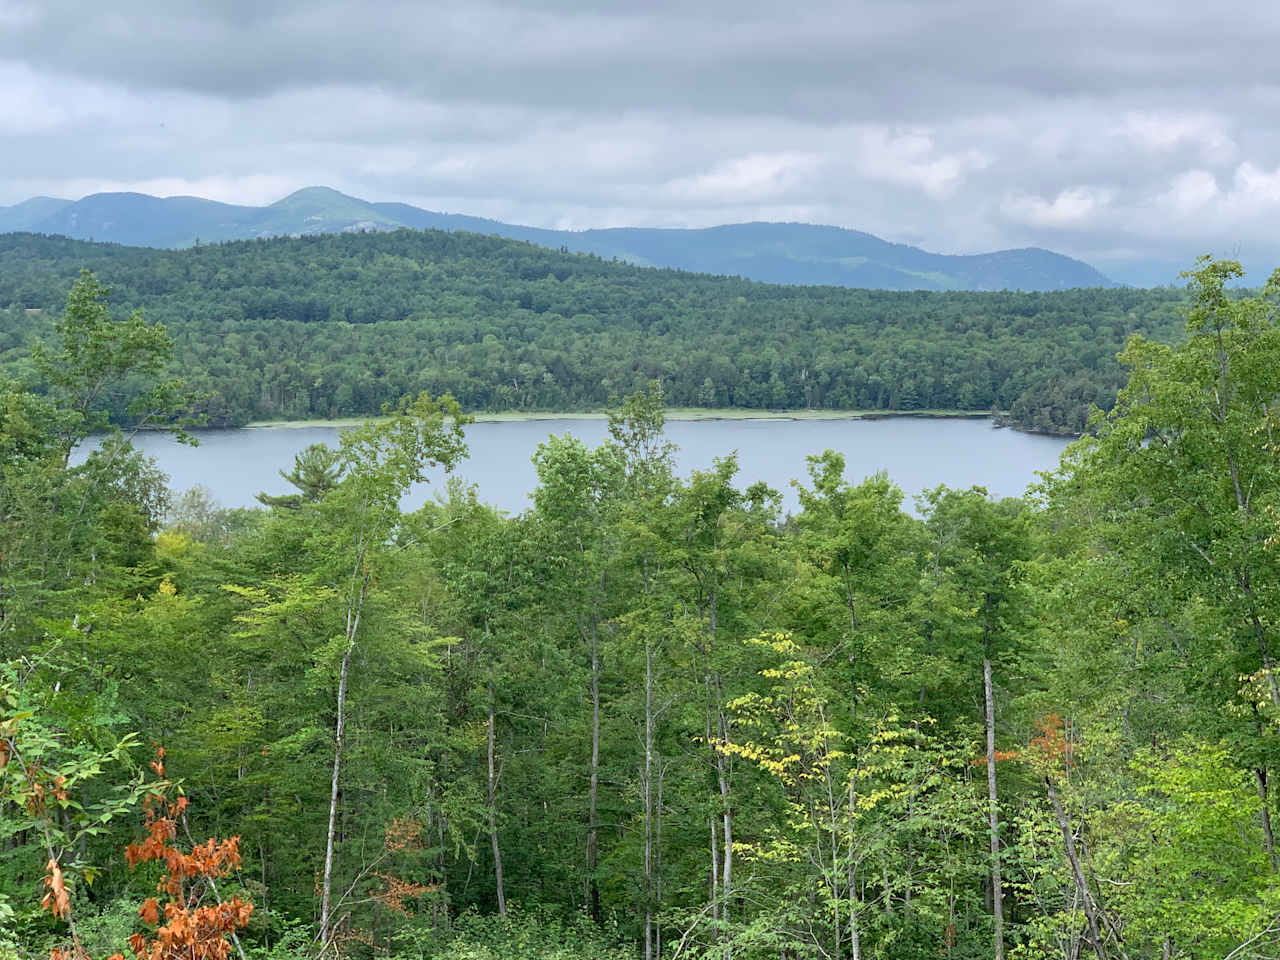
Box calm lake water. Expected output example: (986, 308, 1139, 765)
(98, 417, 1071, 516)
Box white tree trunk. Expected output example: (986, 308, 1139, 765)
(984, 656, 1005, 960)
(588, 618, 601, 921)
(488, 669, 507, 916)
(320, 576, 365, 949)
(320, 644, 352, 949)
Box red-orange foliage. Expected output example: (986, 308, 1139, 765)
(42, 858, 72, 921)
(382, 816, 422, 853)
(122, 780, 252, 960)
(372, 873, 432, 915)
(1027, 713, 1072, 774)
(39, 748, 253, 960)
(970, 748, 1021, 767)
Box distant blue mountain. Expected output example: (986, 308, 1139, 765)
(0, 186, 1114, 291)
(0, 196, 73, 231)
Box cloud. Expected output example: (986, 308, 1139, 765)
(1229, 161, 1280, 208)
(1001, 187, 1114, 229)
(1120, 111, 1236, 163)
(4, 0, 1280, 277)
(846, 129, 989, 197)
(1158, 169, 1220, 218)
(662, 153, 826, 204)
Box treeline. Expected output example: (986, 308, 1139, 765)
(3, 263, 1280, 959)
(0, 231, 1187, 434)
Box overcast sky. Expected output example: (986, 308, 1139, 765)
(2, 0, 1278, 279)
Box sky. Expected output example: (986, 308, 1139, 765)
(2, 0, 1278, 283)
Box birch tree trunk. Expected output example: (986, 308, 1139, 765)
(488, 668, 507, 916)
(657, 759, 666, 960)
(715, 699, 733, 960)
(319, 574, 366, 949)
(588, 617, 601, 922)
(849, 778, 861, 960)
(984, 655, 1005, 960)
(318, 643, 350, 948)
(1046, 777, 1108, 960)
(709, 813, 720, 930)
(644, 638, 655, 960)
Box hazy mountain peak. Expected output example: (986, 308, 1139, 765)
(0, 187, 1115, 291)
(271, 185, 365, 207)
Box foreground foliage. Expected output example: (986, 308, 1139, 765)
(3, 259, 1279, 959)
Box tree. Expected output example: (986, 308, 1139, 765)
(255, 443, 343, 510)
(1048, 257, 1280, 869)
(31, 270, 189, 465)
(1, 273, 190, 645)
(0, 658, 149, 959)
(918, 486, 1031, 960)
(225, 393, 469, 949)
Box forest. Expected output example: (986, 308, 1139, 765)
(3, 257, 1280, 960)
(0, 230, 1188, 435)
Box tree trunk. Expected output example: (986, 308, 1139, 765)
(644, 639, 655, 960)
(847, 777, 862, 960)
(487, 668, 507, 916)
(709, 813, 720, 930)
(319, 642, 353, 948)
(1046, 777, 1108, 960)
(1256, 768, 1278, 872)
(321, 564, 369, 948)
(657, 765, 665, 960)
(716, 704, 733, 960)
(984, 655, 1005, 960)
(588, 617, 601, 922)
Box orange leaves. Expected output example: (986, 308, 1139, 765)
(970, 748, 1021, 767)
(24, 769, 70, 825)
(383, 816, 422, 853)
(373, 817, 434, 917)
(123, 783, 251, 960)
(118, 749, 253, 960)
(41, 858, 72, 920)
(148, 745, 165, 779)
(372, 873, 433, 915)
(1027, 713, 1072, 776)
(128, 897, 253, 960)
(36, 746, 253, 960)
(969, 714, 1074, 775)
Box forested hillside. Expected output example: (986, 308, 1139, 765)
(4, 261, 1280, 960)
(0, 231, 1183, 434)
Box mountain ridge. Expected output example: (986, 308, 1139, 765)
(0, 186, 1114, 291)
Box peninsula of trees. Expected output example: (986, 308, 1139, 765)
(0, 230, 1185, 435)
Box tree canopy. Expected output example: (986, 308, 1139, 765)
(3, 259, 1280, 960)
(0, 230, 1187, 434)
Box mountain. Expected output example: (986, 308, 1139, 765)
(0, 196, 73, 232)
(26, 192, 261, 248)
(0, 186, 1114, 291)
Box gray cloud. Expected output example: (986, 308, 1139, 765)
(3, 0, 1280, 281)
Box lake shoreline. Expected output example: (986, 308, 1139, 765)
(242, 408, 997, 430)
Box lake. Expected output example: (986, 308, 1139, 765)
(99, 417, 1072, 516)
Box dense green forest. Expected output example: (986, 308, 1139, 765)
(4, 259, 1280, 960)
(0, 230, 1186, 435)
